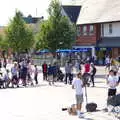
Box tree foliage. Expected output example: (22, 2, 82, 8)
(36, 0, 76, 51)
(0, 34, 8, 50)
(6, 11, 34, 53)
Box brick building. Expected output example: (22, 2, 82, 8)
(76, 0, 120, 59)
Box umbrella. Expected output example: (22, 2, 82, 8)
(76, 48, 88, 52)
(71, 49, 80, 52)
(56, 49, 71, 53)
(40, 49, 49, 53)
(35, 49, 50, 55)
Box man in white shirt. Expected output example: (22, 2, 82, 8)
(72, 72, 84, 118)
(107, 70, 119, 99)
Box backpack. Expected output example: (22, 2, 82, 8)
(86, 103, 97, 112)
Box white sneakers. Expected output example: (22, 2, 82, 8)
(77, 111, 84, 118)
(78, 113, 84, 118)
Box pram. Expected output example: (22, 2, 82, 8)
(107, 94, 120, 118)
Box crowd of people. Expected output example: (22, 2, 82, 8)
(41, 60, 97, 87)
(0, 55, 120, 118)
(0, 59, 38, 88)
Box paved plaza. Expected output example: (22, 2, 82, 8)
(0, 66, 119, 120)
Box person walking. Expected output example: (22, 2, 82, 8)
(72, 72, 84, 118)
(90, 63, 97, 87)
(42, 62, 48, 81)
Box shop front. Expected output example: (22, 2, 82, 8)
(72, 46, 95, 60)
(97, 37, 120, 61)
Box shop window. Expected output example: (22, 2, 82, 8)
(109, 23, 112, 34)
(83, 25, 87, 36)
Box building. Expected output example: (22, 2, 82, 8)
(76, 0, 120, 59)
(23, 15, 44, 33)
(61, 5, 81, 24)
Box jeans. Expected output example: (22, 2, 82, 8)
(65, 73, 72, 84)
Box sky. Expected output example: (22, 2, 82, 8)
(0, 0, 72, 26)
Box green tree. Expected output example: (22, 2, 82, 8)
(6, 11, 34, 54)
(0, 34, 8, 50)
(36, 0, 76, 52)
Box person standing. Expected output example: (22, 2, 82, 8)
(27, 63, 34, 86)
(106, 70, 119, 100)
(84, 61, 90, 74)
(105, 56, 111, 71)
(42, 62, 48, 81)
(65, 62, 73, 84)
(34, 65, 38, 85)
(0, 59, 2, 70)
(52, 63, 58, 84)
(75, 60, 80, 73)
(90, 63, 97, 87)
(47, 64, 53, 85)
(72, 72, 84, 118)
(21, 60, 28, 86)
(11, 63, 19, 87)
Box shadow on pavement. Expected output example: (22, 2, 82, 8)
(95, 75, 106, 79)
(83, 118, 94, 120)
(53, 84, 65, 87)
(93, 86, 107, 89)
(95, 81, 105, 83)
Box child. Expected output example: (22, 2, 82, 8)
(72, 72, 84, 118)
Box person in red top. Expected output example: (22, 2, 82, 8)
(82, 61, 91, 86)
(42, 62, 48, 80)
(84, 62, 90, 73)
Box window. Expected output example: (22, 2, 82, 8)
(77, 26, 82, 36)
(77, 26, 80, 36)
(101, 24, 104, 37)
(89, 25, 94, 35)
(109, 23, 112, 34)
(83, 25, 87, 35)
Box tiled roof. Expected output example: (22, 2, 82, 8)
(62, 5, 81, 23)
(77, 0, 120, 25)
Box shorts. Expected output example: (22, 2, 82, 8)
(76, 94, 83, 104)
(108, 89, 116, 96)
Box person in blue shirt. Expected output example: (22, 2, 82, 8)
(47, 64, 53, 85)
